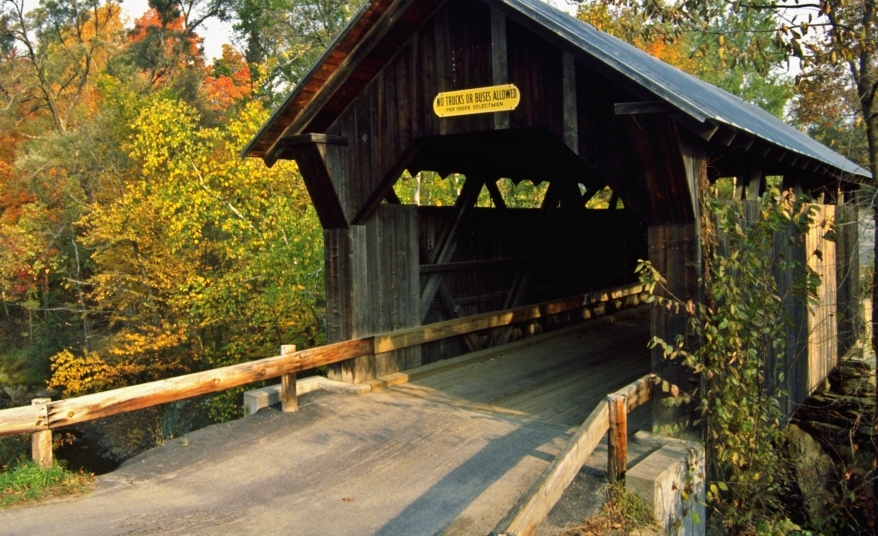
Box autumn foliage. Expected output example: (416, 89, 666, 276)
(0, 1, 324, 419)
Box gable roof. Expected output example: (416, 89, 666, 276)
(243, 0, 871, 181)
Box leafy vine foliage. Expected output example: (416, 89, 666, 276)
(638, 193, 821, 533)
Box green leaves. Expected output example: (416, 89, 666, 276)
(638, 193, 815, 531)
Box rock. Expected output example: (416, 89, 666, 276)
(34, 389, 60, 400)
(785, 424, 835, 524)
(2, 385, 31, 406)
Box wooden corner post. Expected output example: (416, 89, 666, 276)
(280, 345, 298, 412)
(31, 398, 52, 468)
(607, 394, 627, 482)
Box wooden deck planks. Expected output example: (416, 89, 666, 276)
(395, 307, 650, 427)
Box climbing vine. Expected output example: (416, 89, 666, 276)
(637, 192, 822, 533)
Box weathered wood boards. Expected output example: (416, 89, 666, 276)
(647, 223, 698, 439)
(494, 399, 610, 536)
(806, 204, 838, 393)
(30, 398, 52, 469)
(835, 201, 860, 358)
(417, 206, 648, 362)
(0, 337, 372, 435)
(327, 204, 421, 383)
(607, 394, 627, 482)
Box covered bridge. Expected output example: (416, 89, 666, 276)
(243, 0, 870, 437)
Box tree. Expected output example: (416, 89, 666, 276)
(577, 2, 793, 119)
(231, 0, 363, 101)
(0, 0, 125, 133)
(50, 97, 325, 420)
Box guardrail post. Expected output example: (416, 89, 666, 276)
(31, 398, 52, 469)
(281, 345, 298, 412)
(607, 393, 627, 482)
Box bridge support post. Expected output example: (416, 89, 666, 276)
(31, 398, 52, 469)
(281, 345, 298, 412)
(607, 393, 627, 482)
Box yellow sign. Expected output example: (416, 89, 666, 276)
(433, 84, 521, 117)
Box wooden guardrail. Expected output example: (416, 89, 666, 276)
(0, 282, 647, 466)
(492, 374, 656, 536)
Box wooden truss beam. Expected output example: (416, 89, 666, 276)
(420, 176, 485, 321)
(351, 137, 428, 225)
(280, 135, 350, 229)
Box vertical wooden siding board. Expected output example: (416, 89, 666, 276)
(475, 1, 494, 132)
(374, 73, 387, 199)
(805, 204, 837, 393)
(774, 218, 809, 410)
(491, 7, 510, 130)
(562, 51, 578, 152)
(396, 45, 413, 155)
(545, 40, 564, 139)
(421, 18, 439, 136)
(324, 230, 342, 344)
(648, 223, 699, 440)
(324, 123, 344, 214)
(434, 3, 451, 135)
(396, 206, 412, 371)
(399, 206, 417, 372)
(327, 228, 357, 382)
(355, 90, 374, 215)
(384, 57, 400, 175)
(367, 212, 385, 378)
(836, 202, 860, 357)
(389, 206, 403, 372)
(407, 206, 422, 369)
(383, 206, 398, 375)
(324, 115, 351, 221)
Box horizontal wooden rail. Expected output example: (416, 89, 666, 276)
(492, 374, 656, 536)
(0, 283, 646, 437)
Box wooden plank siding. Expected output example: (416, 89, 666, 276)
(315, 1, 663, 378)
(316, 2, 618, 223)
(722, 200, 841, 418)
(805, 204, 838, 393)
(647, 224, 699, 440)
(835, 201, 860, 358)
(327, 205, 421, 383)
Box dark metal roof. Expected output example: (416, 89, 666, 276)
(497, 0, 869, 179)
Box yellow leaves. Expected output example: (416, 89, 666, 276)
(79, 97, 324, 384)
(48, 349, 138, 397)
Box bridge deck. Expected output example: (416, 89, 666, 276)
(396, 306, 651, 428)
(0, 306, 652, 536)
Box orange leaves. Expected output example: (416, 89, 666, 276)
(203, 45, 252, 110)
(126, 7, 205, 87)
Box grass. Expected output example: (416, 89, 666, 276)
(0, 460, 93, 507)
(559, 482, 659, 536)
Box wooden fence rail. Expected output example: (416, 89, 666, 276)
(492, 374, 656, 536)
(0, 283, 647, 441)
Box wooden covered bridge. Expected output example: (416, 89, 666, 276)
(0, 0, 871, 534)
(242, 0, 869, 437)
